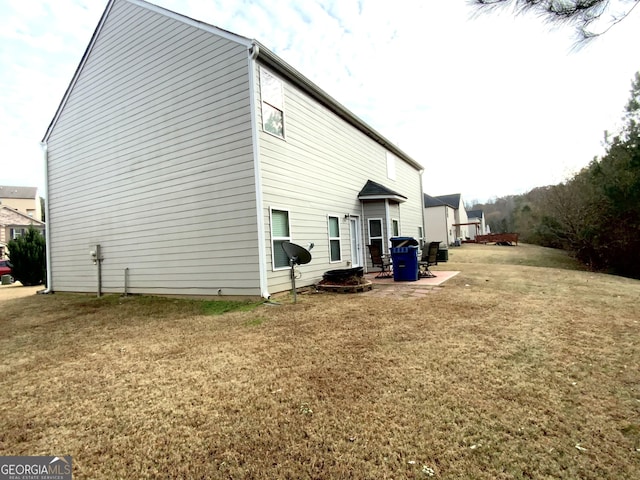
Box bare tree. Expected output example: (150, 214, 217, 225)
(470, 0, 640, 44)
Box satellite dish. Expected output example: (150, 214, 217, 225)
(282, 241, 312, 265)
(281, 241, 313, 303)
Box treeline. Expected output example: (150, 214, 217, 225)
(471, 72, 640, 279)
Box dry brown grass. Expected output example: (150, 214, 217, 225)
(1, 243, 639, 479)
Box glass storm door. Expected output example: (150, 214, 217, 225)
(349, 217, 362, 268)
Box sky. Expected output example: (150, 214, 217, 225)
(1, 0, 638, 204)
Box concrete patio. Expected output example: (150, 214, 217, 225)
(361, 270, 460, 298)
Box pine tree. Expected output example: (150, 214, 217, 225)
(7, 227, 46, 286)
(471, 0, 640, 43)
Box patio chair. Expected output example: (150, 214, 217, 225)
(367, 244, 392, 278)
(419, 241, 440, 278)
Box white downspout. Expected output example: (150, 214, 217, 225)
(420, 171, 426, 247)
(384, 199, 391, 253)
(39, 141, 53, 294)
(361, 201, 367, 273)
(444, 207, 449, 247)
(248, 43, 270, 300)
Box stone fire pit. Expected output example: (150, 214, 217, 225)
(317, 267, 372, 293)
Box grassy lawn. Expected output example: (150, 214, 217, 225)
(1, 244, 639, 479)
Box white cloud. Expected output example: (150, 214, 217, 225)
(0, 0, 638, 203)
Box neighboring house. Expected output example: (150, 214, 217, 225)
(0, 206, 46, 259)
(423, 193, 469, 246)
(0, 186, 42, 221)
(466, 209, 488, 240)
(41, 0, 425, 298)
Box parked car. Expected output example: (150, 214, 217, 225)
(0, 260, 13, 282)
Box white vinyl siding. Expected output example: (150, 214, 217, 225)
(424, 205, 450, 246)
(328, 215, 341, 262)
(45, 0, 260, 296)
(257, 60, 424, 292)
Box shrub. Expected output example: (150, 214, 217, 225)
(7, 227, 46, 286)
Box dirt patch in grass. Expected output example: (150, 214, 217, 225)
(0, 282, 41, 301)
(1, 244, 639, 479)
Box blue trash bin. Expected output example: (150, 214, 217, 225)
(390, 245, 419, 282)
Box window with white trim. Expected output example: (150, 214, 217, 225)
(418, 226, 424, 248)
(10, 228, 26, 239)
(392, 219, 399, 237)
(368, 218, 384, 254)
(328, 216, 341, 262)
(260, 68, 285, 138)
(386, 152, 396, 180)
(270, 209, 291, 269)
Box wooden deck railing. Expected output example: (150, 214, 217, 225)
(475, 233, 519, 245)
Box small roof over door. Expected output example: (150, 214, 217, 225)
(358, 180, 407, 203)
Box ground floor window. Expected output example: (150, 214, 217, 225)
(368, 218, 384, 253)
(328, 215, 341, 262)
(270, 208, 291, 269)
(392, 219, 399, 237)
(10, 228, 26, 239)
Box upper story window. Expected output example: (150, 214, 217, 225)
(368, 218, 384, 254)
(386, 152, 396, 180)
(417, 226, 425, 248)
(260, 68, 285, 138)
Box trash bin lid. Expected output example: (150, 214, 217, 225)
(390, 236, 419, 247)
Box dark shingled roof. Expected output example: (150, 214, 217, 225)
(0, 186, 37, 199)
(424, 193, 462, 209)
(467, 209, 483, 219)
(435, 193, 461, 208)
(423, 194, 446, 208)
(358, 180, 407, 201)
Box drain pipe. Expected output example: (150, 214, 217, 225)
(384, 199, 391, 253)
(92, 244, 103, 297)
(248, 41, 270, 300)
(123, 267, 129, 296)
(39, 141, 53, 294)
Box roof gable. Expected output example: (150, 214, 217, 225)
(42, 0, 423, 174)
(127, 0, 252, 44)
(42, 0, 251, 143)
(0, 206, 45, 226)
